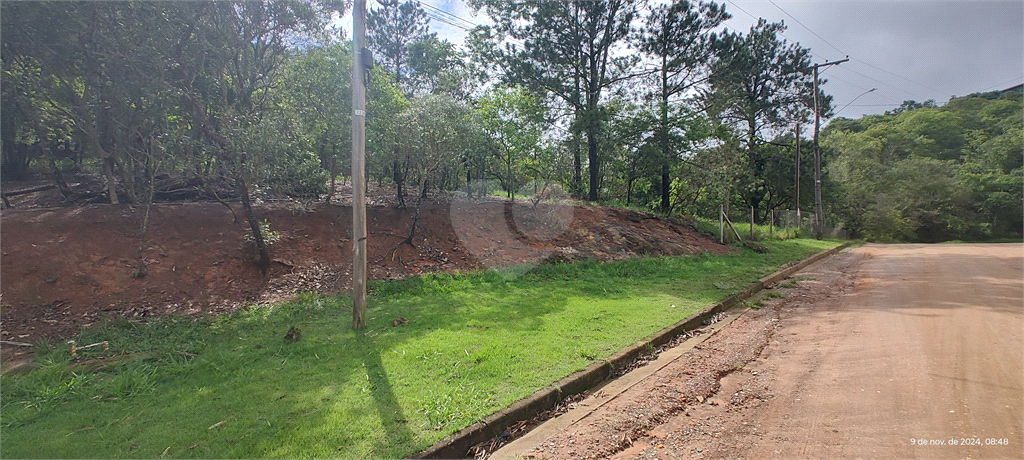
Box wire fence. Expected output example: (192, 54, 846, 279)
(772, 210, 849, 239)
(715, 208, 849, 242)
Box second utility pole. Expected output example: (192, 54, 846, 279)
(795, 122, 800, 225)
(812, 57, 848, 240)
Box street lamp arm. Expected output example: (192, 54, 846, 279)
(835, 88, 877, 116)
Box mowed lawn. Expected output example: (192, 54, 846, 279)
(1, 239, 838, 459)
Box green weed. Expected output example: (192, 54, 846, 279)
(0, 238, 839, 458)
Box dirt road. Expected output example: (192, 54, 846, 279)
(492, 244, 1022, 459)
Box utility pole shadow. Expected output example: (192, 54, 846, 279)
(357, 334, 416, 454)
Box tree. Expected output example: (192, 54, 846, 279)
(366, 0, 434, 206)
(364, 67, 410, 195)
(893, 108, 965, 160)
(1, 55, 76, 183)
(824, 93, 1022, 241)
(602, 100, 659, 206)
(366, 0, 433, 93)
(279, 43, 352, 203)
(637, 0, 729, 211)
(2, 1, 341, 271)
(471, 0, 640, 201)
(885, 99, 938, 115)
(476, 86, 547, 200)
(407, 37, 480, 100)
(168, 1, 338, 273)
(670, 137, 744, 218)
(393, 94, 482, 243)
(707, 19, 821, 223)
(1, 1, 182, 204)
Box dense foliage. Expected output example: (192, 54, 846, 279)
(2, 0, 1019, 247)
(823, 91, 1023, 242)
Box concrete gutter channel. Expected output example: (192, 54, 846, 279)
(412, 243, 851, 460)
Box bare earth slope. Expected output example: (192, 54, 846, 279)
(0, 195, 727, 345)
(496, 244, 1023, 460)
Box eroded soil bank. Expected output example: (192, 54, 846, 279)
(1, 195, 728, 347)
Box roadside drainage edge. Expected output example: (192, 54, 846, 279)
(411, 242, 850, 459)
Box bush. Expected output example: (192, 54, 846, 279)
(259, 150, 328, 198)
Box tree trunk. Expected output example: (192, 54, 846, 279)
(325, 151, 338, 204)
(572, 56, 584, 200)
(506, 149, 515, 201)
(112, 156, 139, 205)
(660, 60, 671, 213)
(661, 163, 671, 212)
(135, 155, 158, 279)
(49, 159, 73, 199)
(587, 122, 599, 202)
(749, 196, 762, 225)
(400, 179, 428, 246)
(237, 174, 270, 274)
(102, 156, 120, 204)
(324, 144, 337, 204)
(504, 201, 526, 240)
(393, 158, 405, 208)
(572, 143, 582, 199)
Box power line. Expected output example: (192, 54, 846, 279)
(767, 0, 845, 58)
(422, 3, 476, 29)
(817, 72, 876, 94)
(820, 72, 902, 104)
(756, 0, 954, 98)
(978, 76, 1024, 92)
(725, 1, 759, 24)
(725, 5, 929, 105)
(423, 10, 472, 31)
(421, 2, 476, 30)
(851, 58, 951, 97)
(722, 4, 823, 63)
(419, 2, 525, 49)
(426, 13, 471, 31)
(830, 65, 931, 101)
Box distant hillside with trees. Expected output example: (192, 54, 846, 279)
(822, 88, 1022, 242)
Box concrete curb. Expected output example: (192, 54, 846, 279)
(411, 242, 851, 459)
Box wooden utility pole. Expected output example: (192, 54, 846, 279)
(812, 58, 848, 240)
(351, 0, 368, 329)
(795, 123, 800, 224)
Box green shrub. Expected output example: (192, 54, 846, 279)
(259, 151, 328, 198)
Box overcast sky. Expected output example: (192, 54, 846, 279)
(349, 0, 1023, 119)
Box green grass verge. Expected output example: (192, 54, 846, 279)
(1, 239, 839, 459)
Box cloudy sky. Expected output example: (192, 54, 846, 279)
(349, 0, 1023, 118)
